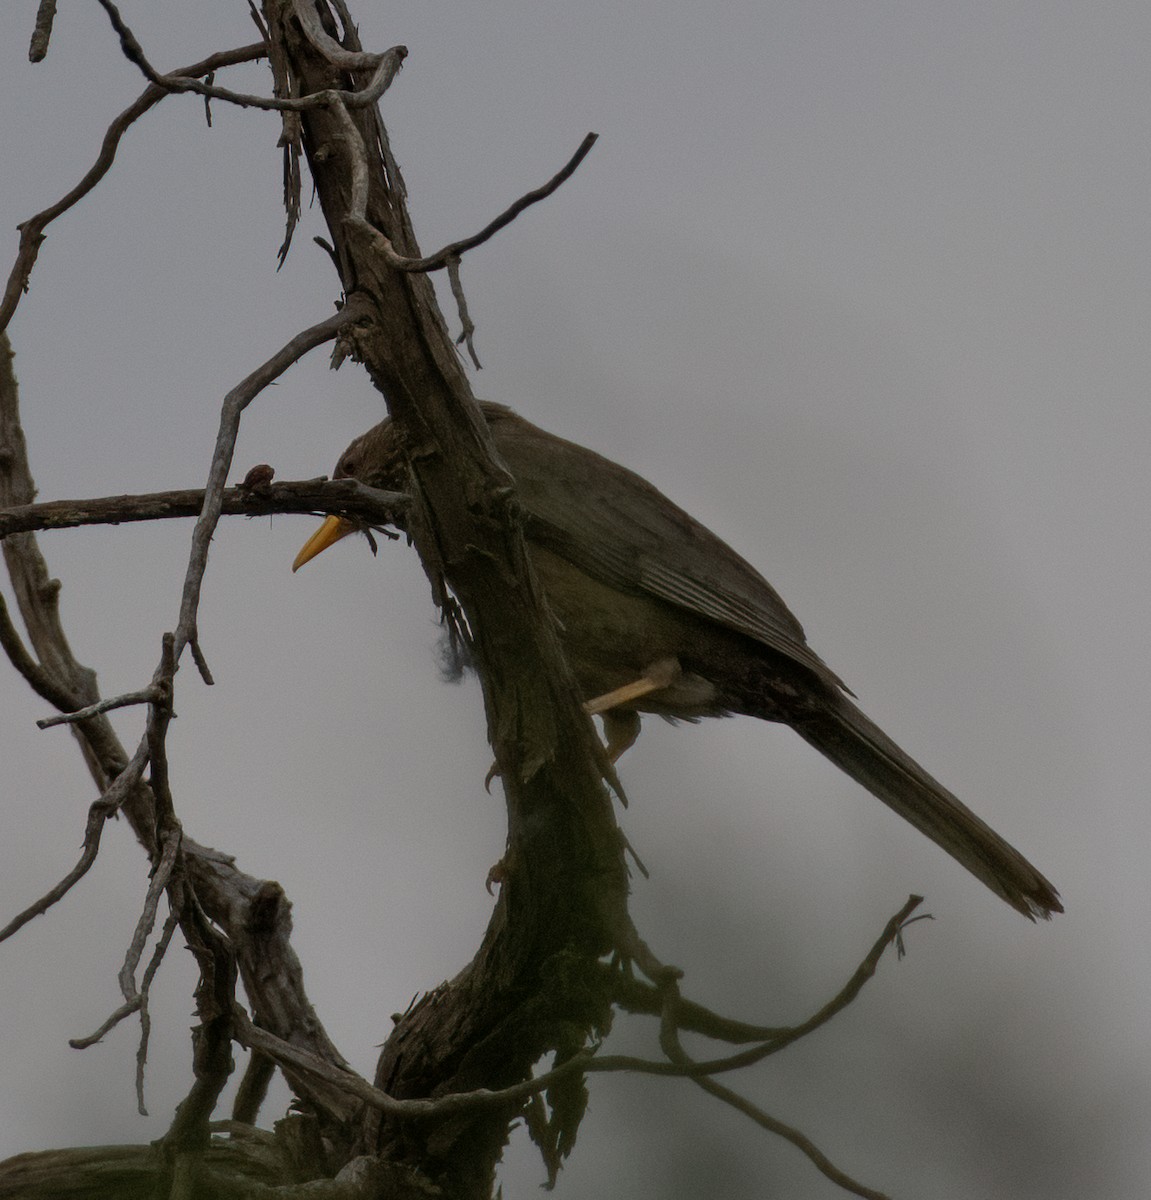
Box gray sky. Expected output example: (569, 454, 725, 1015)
(2, 2, 1148, 1197)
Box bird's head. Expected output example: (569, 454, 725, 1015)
(291, 419, 404, 572)
(292, 403, 515, 572)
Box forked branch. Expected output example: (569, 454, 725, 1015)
(0, 42, 267, 333)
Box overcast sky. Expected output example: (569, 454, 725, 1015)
(2, 3, 1149, 1197)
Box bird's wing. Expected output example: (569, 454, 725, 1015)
(490, 408, 848, 693)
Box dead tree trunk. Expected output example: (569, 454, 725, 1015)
(263, 3, 631, 1193)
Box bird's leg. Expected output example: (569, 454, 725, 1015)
(488, 658, 683, 785)
(583, 657, 682, 761)
(583, 657, 682, 715)
(484, 711, 637, 786)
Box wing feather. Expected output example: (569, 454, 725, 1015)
(487, 404, 848, 693)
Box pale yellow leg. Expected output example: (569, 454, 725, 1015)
(583, 657, 682, 715)
(488, 658, 683, 783)
(582, 657, 682, 762)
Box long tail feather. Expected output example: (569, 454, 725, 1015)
(793, 698, 1061, 919)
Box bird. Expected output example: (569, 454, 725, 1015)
(293, 401, 1061, 919)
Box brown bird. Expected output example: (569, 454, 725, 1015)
(294, 402, 1061, 919)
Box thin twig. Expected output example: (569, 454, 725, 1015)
(237, 1006, 779, 1112)
(68, 998, 142, 1051)
(202, 70, 215, 128)
(368, 133, 598, 274)
(120, 828, 181, 1001)
(662, 984, 888, 1200)
(28, 0, 58, 62)
(0, 740, 150, 944)
(246, 1, 270, 44)
(630, 902, 926, 1199)
(171, 301, 372, 667)
(95, 0, 405, 114)
(617, 896, 926, 1079)
(121, 636, 185, 1118)
(0, 43, 266, 334)
(657, 984, 890, 1200)
(188, 635, 214, 687)
(613, 970, 790, 1043)
(134, 909, 178, 1114)
(448, 256, 482, 368)
(67, 902, 176, 1047)
(144, 634, 178, 823)
(680, 1052, 890, 1199)
(732, 896, 924, 1064)
(37, 686, 159, 729)
(159, 899, 239, 1154)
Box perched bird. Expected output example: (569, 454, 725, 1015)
(294, 402, 1061, 919)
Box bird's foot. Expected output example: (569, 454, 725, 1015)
(486, 848, 518, 894)
(598, 709, 642, 763)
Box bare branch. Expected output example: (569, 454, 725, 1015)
(94, 0, 405, 114)
(676, 1052, 891, 1199)
(132, 910, 178, 1114)
(613, 971, 790, 1043)
(92, 0, 164, 83)
(234, 1012, 398, 1114)
(241, 969, 932, 1129)
(448, 257, 482, 369)
(171, 298, 373, 667)
(278, 136, 303, 265)
(68, 902, 179, 1119)
(657, 988, 890, 1200)
(621, 903, 926, 1200)
(330, 97, 371, 222)
(201, 69, 216, 127)
(159, 909, 239, 1155)
(188, 634, 215, 686)
(68, 997, 142, 1051)
(292, 0, 402, 76)
(737, 895, 924, 1061)
(120, 829, 181, 1002)
(0, 740, 150, 945)
(237, 1008, 598, 1121)
(1, 330, 361, 1122)
(0, 42, 266, 333)
(631, 896, 925, 1081)
(144, 634, 178, 825)
(247, 1, 271, 44)
(614, 895, 924, 1061)
(232, 1050, 277, 1126)
(28, 0, 58, 62)
(0, 476, 407, 540)
(37, 686, 159, 730)
(365, 133, 599, 275)
(0, 589, 78, 712)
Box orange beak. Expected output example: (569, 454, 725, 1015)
(292, 515, 356, 572)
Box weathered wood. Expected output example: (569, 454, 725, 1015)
(263, 3, 627, 1195)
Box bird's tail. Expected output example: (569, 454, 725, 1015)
(792, 696, 1061, 919)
